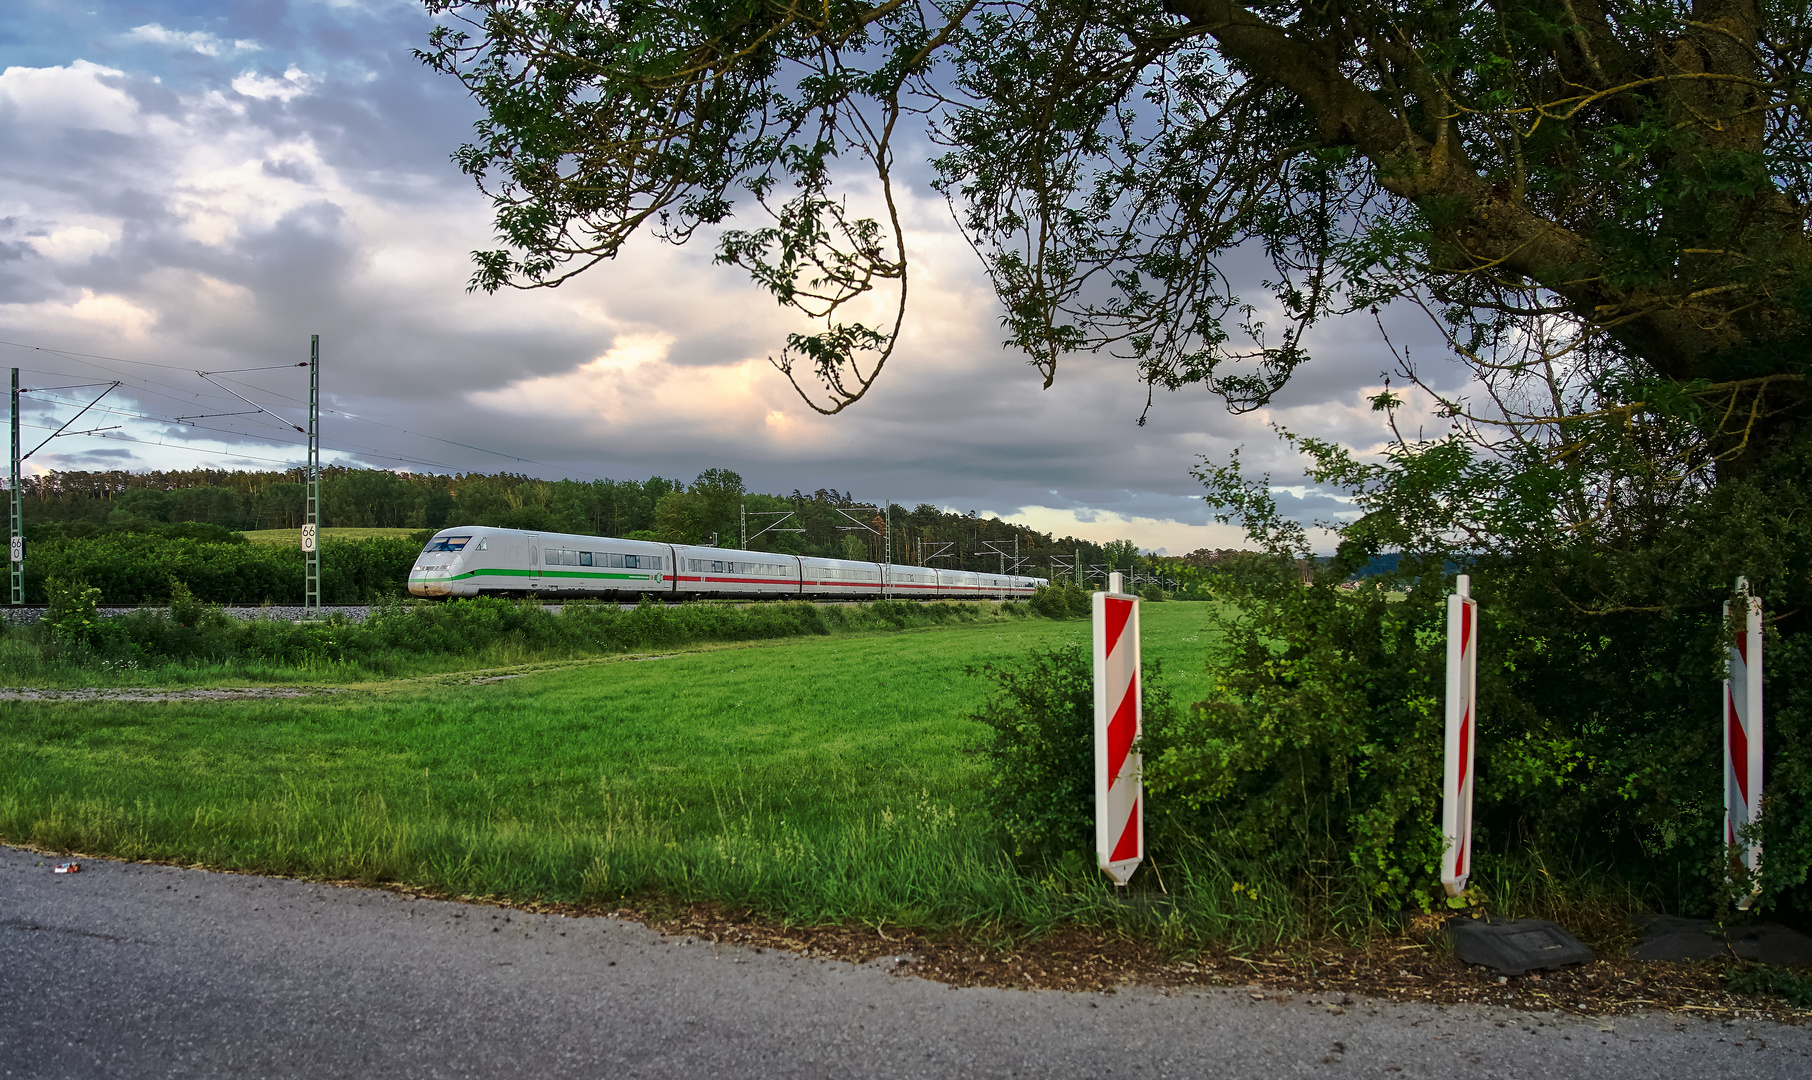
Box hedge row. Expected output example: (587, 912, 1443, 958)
(37, 593, 1013, 666)
(23, 535, 419, 605)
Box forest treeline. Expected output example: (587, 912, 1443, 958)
(15, 466, 1248, 581)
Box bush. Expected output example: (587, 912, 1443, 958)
(969, 643, 1176, 863)
(1142, 556, 1451, 908)
(43, 577, 106, 651)
(1028, 581, 1092, 619)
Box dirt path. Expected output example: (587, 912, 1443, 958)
(0, 687, 333, 702)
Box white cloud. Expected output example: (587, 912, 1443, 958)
(232, 68, 317, 102)
(121, 24, 260, 57)
(28, 225, 114, 263)
(57, 289, 158, 339)
(0, 60, 137, 133)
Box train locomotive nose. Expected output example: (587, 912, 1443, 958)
(410, 557, 456, 598)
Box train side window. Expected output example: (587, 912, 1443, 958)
(579, 552, 593, 566)
(623, 554, 638, 569)
(475, 539, 487, 552)
(649, 556, 663, 571)
(609, 553, 625, 568)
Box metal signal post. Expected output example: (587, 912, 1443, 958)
(9, 369, 20, 606)
(740, 505, 803, 550)
(917, 538, 954, 566)
(303, 335, 321, 614)
(8, 373, 120, 605)
(973, 537, 1024, 575)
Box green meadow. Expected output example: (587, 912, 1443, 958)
(0, 603, 1267, 939)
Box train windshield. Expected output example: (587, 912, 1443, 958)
(423, 535, 471, 553)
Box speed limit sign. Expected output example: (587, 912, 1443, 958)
(8, 536, 21, 563)
(300, 523, 318, 552)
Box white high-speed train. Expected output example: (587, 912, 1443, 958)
(407, 526, 1045, 601)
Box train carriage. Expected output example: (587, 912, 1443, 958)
(884, 565, 939, 598)
(670, 544, 801, 598)
(797, 555, 884, 599)
(935, 570, 982, 599)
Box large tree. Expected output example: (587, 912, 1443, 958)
(420, 0, 1808, 440)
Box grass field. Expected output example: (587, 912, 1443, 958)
(240, 527, 422, 544)
(0, 604, 1263, 940)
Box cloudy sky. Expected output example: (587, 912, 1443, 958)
(0, 0, 1459, 554)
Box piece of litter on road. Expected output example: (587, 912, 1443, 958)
(53, 862, 80, 874)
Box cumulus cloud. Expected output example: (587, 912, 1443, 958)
(0, 60, 139, 133)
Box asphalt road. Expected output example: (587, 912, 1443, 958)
(2, 845, 1807, 1079)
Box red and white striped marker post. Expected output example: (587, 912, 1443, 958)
(1725, 576, 1764, 909)
(1441, 574, 1479, 898)
(1094, 571, 1143, 884)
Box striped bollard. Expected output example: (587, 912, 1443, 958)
(1441, 574, 1479, 897)
(1725, 576, 1764, 909)
(1094, 572, 1143, 884)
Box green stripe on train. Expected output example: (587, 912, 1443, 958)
(416, 568, 658, 583)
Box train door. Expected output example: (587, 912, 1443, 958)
(526, 533, 540, 590)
